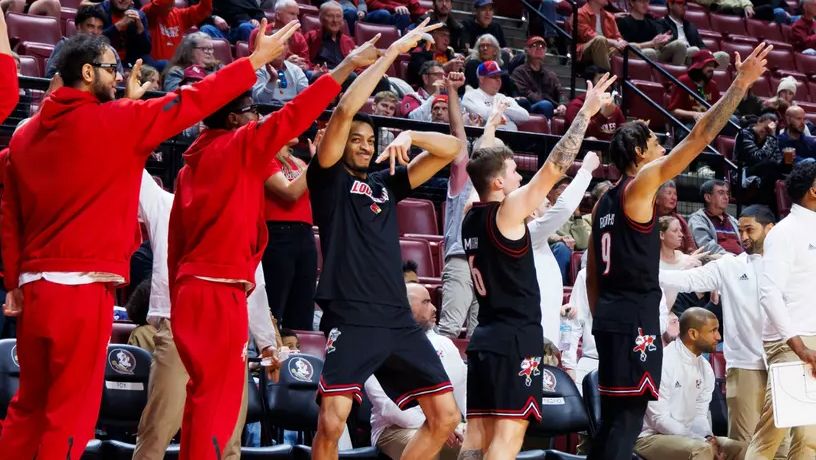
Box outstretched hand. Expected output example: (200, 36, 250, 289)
(125, 59, 152, 100)
(249, 20, 301, 70)
(734, 42, 772, 87)
(389, 18, 444, 54)
(308, 128, 326, 158)
(376, 130, 413, 175)
(578, 73, 617, 118)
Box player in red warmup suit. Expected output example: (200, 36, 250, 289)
(0, 13, 19, 122)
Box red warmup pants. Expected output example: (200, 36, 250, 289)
(171, 278, 248, 460)
(0, 280, 113, 460)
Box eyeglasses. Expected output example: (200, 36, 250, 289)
(528, 43, 546, 49)
(92, 62, 118, 76)
(195, 46, 215, 53)
(235, 104, 258, 115)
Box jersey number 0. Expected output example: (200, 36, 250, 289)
(468, 255, 487, 296)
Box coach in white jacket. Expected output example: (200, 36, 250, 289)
(635, 308, 747, 460)
(746, 163, 816, 460)
(659, 205, 774, 444)
(133, 171, 279, 460)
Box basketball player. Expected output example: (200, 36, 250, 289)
(0, 21, 298, 460)
(166, 36, 381, 459)
(585, 42, 771, 460)
(459, 72, 617, 460)
(309, 19, 465, 460)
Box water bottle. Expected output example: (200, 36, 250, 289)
(559, 320, 572, 354)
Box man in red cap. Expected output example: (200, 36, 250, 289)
(142, 0, 213, 61)
(511, 35, 565, 119)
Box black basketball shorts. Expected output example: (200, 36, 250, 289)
(318, 324, 452, 409)
(594, 325, 663, 401)
(466, 345, 544, 421)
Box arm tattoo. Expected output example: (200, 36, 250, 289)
(458, 449, 484, 460)
(693, 83, 747, 144)
(544, 111, 590, 173)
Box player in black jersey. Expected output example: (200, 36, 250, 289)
(585, 43, 771, 460)
(308, 19, 466, 460)
(459, 73, 617, 459)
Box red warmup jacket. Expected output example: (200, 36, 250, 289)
(1, 58, 257, 291)
(143, 0, 213, 61)
(0, 54, 19, 123)
(167, 74, 341, 289)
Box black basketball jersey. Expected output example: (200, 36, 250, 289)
(461, 202, 542, 355)
(591, 176, 662, 334)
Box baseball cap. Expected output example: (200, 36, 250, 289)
(477, 60, 506, 78)
(688, 50, 718, 71)
(473, 0, 493, 8)
(432, 95, 449, 107)
(181, 65, 207, 84)
(526, 36, 546, 47)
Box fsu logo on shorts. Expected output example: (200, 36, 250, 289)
(542, 368, 557, 392)
(109, 348, 136, 375)
(518, 356, 542, 387)
(632, 328, 657, 362)
(288, 357, 314, 382)
(10, 344, 18, 368)
(326, 328, 341, 354)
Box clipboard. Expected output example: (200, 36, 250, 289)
(769, 361, 816, 428)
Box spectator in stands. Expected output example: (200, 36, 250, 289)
(616, 0, 674, 62)
(401, 61, 445, 117)
(406, 21, 463, 88)
(0, 0, 59, 18)
(252, 32, 309, 104)
(576, 0, 627, 71)
(142, 0, 213, 62)
(748, 0, 792, 23)
(463, 33, 511, 91)
(737, 113, 784, 206)
(163, 32, 221, 91)
(659, 0, 730, 67)
(365, 282, 467, 460)
(656, 180, 697, 254)
(462, 60, 529, 131)
(126, 279, 158, 353)
(696, 0, 759, 17)
(763, 76, 797, 126)
(688, 179, 744, 255)
(430, 94, 450, 123)
(565, 66, 625, 141)
(417, 0, 465, 52)
(668, 50, 734, 139)
(46, 5, 123, 79)
(271, 0, 311, 70)
(635, 308, 747, 460)
(659, 216, 705, 271)
(736, 89, 764, 120)
(305, 1, 356, 70)
(372, 90, 399, 153)
(210, 0, 263, 42)
(511, 36, 565, 119)
(340, 0, 367, 31)
(556, 200, 592, 252)
(402, 260, 419, 283)
(364, 0, 426, 33)
(778, 105, 816, 163)
(792, 0, 816, 54)
(461, 0, 506, 48)
(140, 64, 161, 91)
(100, 0, 154, 67)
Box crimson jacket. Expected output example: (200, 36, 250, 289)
(0, 55, 19, 122)
(167, 74, 341, 289)
(142, 0, 213, 61)
(792, 16, 816, 52)
(1, 58, 258, 291)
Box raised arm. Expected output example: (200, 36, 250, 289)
(445, 72, 470, 197)
(316, 18, 443, 169)
(624, 43, 771, 222)
(375, 130, 463, 189)
(659, 256, 724, 293)
(496, 74, 616, 239)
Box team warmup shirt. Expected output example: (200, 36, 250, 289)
(461, 202, 543, 354)
(307, 163, 414, 328)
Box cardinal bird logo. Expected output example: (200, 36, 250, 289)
(633, 328, 657, 362)
(518, 356, 542, 387)
(326, 328, 341, 354)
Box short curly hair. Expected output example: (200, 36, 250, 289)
(785, 161, 816, 204)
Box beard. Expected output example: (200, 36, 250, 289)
(92, 78, 114, 102)
(343, 158, 369, 174)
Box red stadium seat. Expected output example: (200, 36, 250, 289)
(746, 19, 784, 42)
(648, 4, 667, 17)
(300, 13, 321, 35)
(404, 234, 444, 276)
(720, 41, 756, 64)
(656, 64, 686, 88)
(683, 9, 711, 31)
(716, 136, 736, 161)
(61, 0, 82, 8)
(18, 55, 40, 77)
(293, 329, 327, 359)
(6, 13, 62, 47)
(355, 22, 400, 49)
(399, 239, 435, 278)
(776, 180, 791, 217)
(626, 80, 668, 130)
(17, 42, 54, 76)
(794, 52, 816, 76)
(517, 114, 551, 134)
(750, 75, 773, 98)
(709, 14, 747, 37)
(709, 351, 726, 384)
(514, 153, 538, 172)
(712, 69, 732, 92)
(396, 198, 439, 235)
(702, 36, 721, 52)
(765, 48, 794, 72)
(297, 3, 319, 17)
(612, 54, 652, 81)
(111, 322, 136, 344)
(211, 38, 233, 64)
(65, 18, 76, 37)
(551, 116, 565, 135)
(235, 41, 250, 58)
(569, 250, 584, 286)
(314, 233, 323, 274)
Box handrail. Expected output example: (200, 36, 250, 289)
(519, 0, 579, 100)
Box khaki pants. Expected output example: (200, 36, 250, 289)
(581, 36, 614, 70)
(438, 255, 480, 339)
(658, 41, 730, 69)
(377, 426, 460, 460)
(635, 434, 747, 460)
(746, 337, 816, 460)
(133, 318, 248, 460)
(727, 368, 767, 442)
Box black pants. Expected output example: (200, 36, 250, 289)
(261, 221, 317, 330)
(587, 396, 649, 460)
